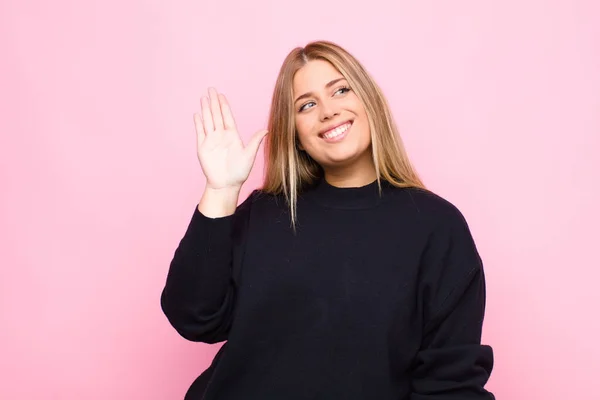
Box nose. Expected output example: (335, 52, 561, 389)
(319, 99, 339, 121)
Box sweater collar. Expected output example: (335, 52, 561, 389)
(303, 176, 386, 209)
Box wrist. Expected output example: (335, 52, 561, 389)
(198, 185, 242, 218)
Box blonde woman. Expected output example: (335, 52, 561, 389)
(161, 41, 495, 400)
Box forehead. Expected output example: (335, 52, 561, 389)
(293, 59, 344, 94)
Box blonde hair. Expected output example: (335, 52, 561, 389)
(261, 40, 426, 231)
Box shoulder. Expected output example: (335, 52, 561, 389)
(393, 188, 485, 278)
(244, 188, 283, 206)
(385, 185, 470, 231)
(237, 188, 288, 216)
(230, 188, 284, 236)
(400, 188, 483, 268)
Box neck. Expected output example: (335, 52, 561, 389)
(303, 174, 386, 210)
(322, 153, 377, 188)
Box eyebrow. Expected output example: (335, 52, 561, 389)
(294, 77, 348, 104)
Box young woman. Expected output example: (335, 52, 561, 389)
(161, 41, 495, 399)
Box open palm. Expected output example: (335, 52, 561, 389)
(194, 88, 268, 190)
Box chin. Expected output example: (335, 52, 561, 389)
(319, 149, 369, 168)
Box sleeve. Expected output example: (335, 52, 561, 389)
(159, 190, 257, 344)
(410, 206, 495, 399)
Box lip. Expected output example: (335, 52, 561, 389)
(320, 121, 353, 143)
(318, 120, 354, 137)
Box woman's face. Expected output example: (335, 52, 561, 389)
(293, 59, 372, 173)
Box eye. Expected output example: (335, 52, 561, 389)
(334, 86, 351, 96)
(298, 101, 315, 112)
(297, 86, 351, 113)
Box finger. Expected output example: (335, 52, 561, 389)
(218, 93, 237, 131)
(245, 129, 269, 158)
(201, 96, 214, 133)
(209, 87, 224, 131)
(193, 113, 205, 147)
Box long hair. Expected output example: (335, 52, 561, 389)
(261, 40, 426, 231)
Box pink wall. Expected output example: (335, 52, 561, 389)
(1, 0, 599, 398)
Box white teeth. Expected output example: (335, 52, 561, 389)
(323, 123, 351, 139)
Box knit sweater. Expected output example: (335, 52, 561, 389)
(160, 177, 495, 399)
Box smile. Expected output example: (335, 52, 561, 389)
(320, 121, 353, 142)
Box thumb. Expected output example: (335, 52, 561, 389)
(245, 129, 269, 158)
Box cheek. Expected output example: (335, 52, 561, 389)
(354, 104, 370, 136)
(354, 117, 372, 146)
(353, 98, 368, 118)
(295, 117, 314, 143)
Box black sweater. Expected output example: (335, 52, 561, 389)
(161, 178, 495, 399)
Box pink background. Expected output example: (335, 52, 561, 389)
(1, 0, 599, 398)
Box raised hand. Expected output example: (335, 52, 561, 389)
(194, 88, 268, 191)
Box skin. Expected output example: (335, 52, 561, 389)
(293, 59, 377, 188)
(193, 60, 378, 217)
(194, 88, 268, 217)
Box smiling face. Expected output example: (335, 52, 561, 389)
(293, 59, 375, 182)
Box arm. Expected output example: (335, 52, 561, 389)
(162, 85, 267, 343)
(410, 207, 495, 399)
(160, 189, 256, 344)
